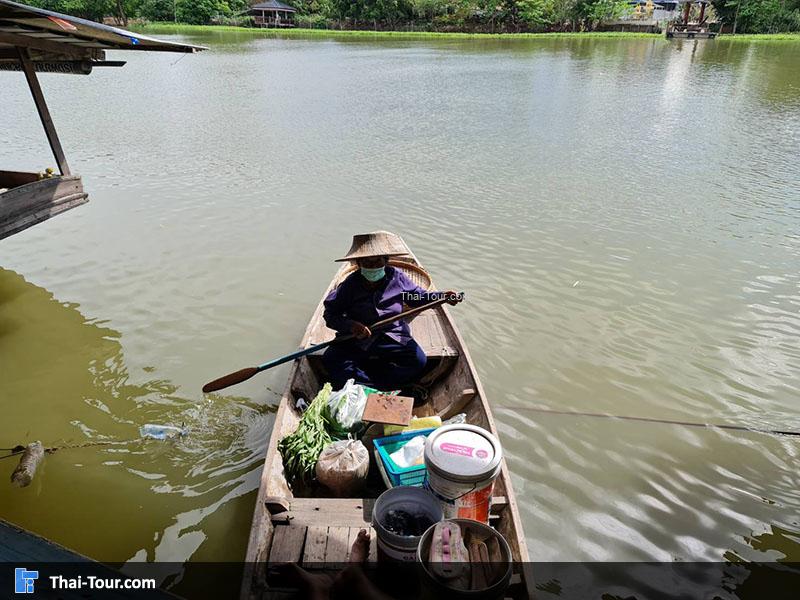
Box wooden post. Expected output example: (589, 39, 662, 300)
(11, 442, 45, 487)
(17, 47, 71, 176)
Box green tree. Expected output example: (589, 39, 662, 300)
(582, 0, 629, 24)
(175, 0, 232, 23)
(516, 0, 553, 29)
(713, 0, 800, 32)
(138, 0, 176, 21)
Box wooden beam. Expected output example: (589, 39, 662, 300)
(17, 47, 70, 175)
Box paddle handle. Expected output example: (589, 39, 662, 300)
(368, 295, 449, 331)
(202, 295, 453, 394)
(252, 295, 450, 371)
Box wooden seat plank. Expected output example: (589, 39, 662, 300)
(272, 498, 374, 528)
(411, 311, 459, 357)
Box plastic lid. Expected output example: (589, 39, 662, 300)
(424, 424, 502, 481)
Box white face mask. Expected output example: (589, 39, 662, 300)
(360, 266, 386, 282)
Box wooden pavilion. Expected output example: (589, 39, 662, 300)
(0, 0, 204, 241)
(666, 0, 716, 38)
(249, 0, 297, 28)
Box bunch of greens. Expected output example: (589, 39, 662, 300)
(279, 383, 333, 485)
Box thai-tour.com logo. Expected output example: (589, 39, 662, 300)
(14, 568, 38, 594)
(13, 566, 157, 594)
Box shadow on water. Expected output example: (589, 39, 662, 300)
(0, 269, 275, 596)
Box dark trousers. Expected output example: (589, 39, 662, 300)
(322, 335, 427, 391)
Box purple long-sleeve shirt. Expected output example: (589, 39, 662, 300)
(323, 266, 443, 346)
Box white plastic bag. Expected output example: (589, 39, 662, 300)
(316, 439, 369, 496)
(388, 435, 426, 468)
(325, 379, 368, 437)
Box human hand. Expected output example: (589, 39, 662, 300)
(350, 321, 372, 340)
(442, 291, 464, 306)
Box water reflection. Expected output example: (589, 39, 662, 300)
(2, 32, 799, 574)
(0, 269, 271, 589)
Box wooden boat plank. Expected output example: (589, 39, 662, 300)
(0, 175, 88, 240)
(302, 526, 328, 568)
(411, 311, 459, 357)
(267, 524, 307, 564)
(367, 527, 378, 563)
(324, 526, 350, 563)
(271, 497, 374, 528)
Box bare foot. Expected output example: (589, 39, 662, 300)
(349, 529, 370, 563)
(332, 529, 394, 600)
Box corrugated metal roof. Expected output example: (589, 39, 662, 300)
(0, 0, 205, 56)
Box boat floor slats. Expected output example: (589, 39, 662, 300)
(268, 525, 307, 564)
(325, 526, 350, 563)
(269, 524, 379, 569)
(302, 526, 328, 567)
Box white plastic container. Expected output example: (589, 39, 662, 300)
(423, 424, 502, 524)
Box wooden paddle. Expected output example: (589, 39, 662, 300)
(202, 297, 452, 393)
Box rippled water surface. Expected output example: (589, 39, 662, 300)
(1, 32, 799, 588)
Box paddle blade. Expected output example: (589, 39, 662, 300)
(202, 367, 259, 393)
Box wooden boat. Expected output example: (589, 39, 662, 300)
(241, 234, 532, 599)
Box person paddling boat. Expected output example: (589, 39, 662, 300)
(322, 231, 462, 391)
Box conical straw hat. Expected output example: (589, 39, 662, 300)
(335, 231, 409, 262)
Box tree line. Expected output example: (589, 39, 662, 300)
(24, 0, 800, 33)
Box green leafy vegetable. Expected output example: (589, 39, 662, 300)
(278, 383, 333, 485)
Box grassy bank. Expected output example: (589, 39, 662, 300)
(135, 23, 800, 41)
(134, 23, 660, 39)
(717, 33, 800, 41)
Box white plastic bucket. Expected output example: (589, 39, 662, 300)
(424, 424, 502, 523)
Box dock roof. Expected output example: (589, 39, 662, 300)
(0, 0, 205, 61)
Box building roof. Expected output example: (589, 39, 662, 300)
(0, 0, 205, 62)
(250, 0, 297, 12)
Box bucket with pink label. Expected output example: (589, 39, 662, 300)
(423, 424, 503, 524)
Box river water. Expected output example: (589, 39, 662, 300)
(1, 31, 799, 592)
